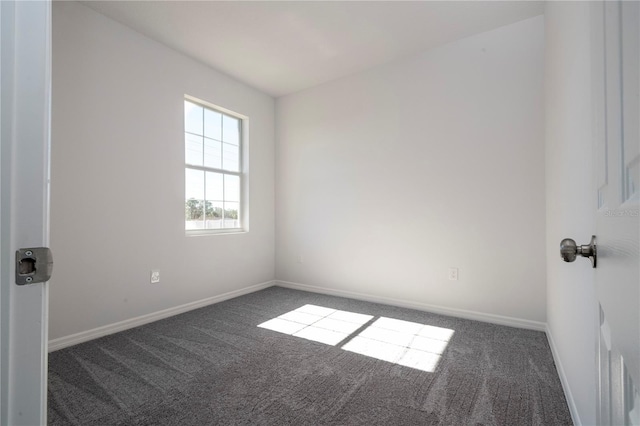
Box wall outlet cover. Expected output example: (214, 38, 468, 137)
(448, 268, 459, 281)
(150, 270, 160, 284)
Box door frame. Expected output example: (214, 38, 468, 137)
(1, 0, 52, 424)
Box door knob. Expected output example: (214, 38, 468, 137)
(560, 235, 597, 268)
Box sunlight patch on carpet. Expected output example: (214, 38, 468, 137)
(258, 304, 373, 345)
(258, 304, 453, 372)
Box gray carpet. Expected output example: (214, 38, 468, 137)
(48, 286, 572, 425)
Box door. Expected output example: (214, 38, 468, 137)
(592, 1, 640, 425)
(0, 1, 52, 425)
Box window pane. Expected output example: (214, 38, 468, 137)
(205, 171, 223, 201)
(185, 133, 203, 166)
(185, 101, 203, 135)
(204, 109, 222, 140)
(185, 169, 204, 229)
(224, 201, 240, 228)
(204, 138, 222, 169)
(224, 174, 240, 202)
(222, 143, 239, 172)
(205, 201, 223, 229)
(222, 115, 239, 145)
(224, 202, 239, 219)
(186, 168, 204, 200)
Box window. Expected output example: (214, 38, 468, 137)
(184, 98, 244, 232)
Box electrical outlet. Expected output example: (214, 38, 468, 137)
(150, 270, 160, 284)
(448, 267, 459, 281)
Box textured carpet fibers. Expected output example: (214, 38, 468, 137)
(48, 287, 572, 425)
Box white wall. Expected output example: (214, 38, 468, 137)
(276, 16, 546, 324)
(50, 2, 275, 340)
(544, 3, 597, 425)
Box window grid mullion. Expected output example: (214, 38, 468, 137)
(202, 108, 206, 229)
(201, 108, 205, 168)
(221, 113, 226, 227)
(220, 113, 225, 172)
(203, 172, 208, 229)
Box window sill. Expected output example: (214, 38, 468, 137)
(186, 228, 247, 237)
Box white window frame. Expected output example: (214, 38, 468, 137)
(184, 95, 248, 235)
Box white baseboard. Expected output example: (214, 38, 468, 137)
(48, 280, 275, 352)
(275, 280, 546, 331)
(546, 325, 581, 426)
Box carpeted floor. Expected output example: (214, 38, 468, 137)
(48, 286, 572, 425)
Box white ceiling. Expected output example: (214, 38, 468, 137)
(81, 1, 544, 97)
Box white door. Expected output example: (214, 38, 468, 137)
(0, 1, 52, 425)
(592, 1, 640, 425)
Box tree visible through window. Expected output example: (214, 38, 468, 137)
(184, 98, 243, 231)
